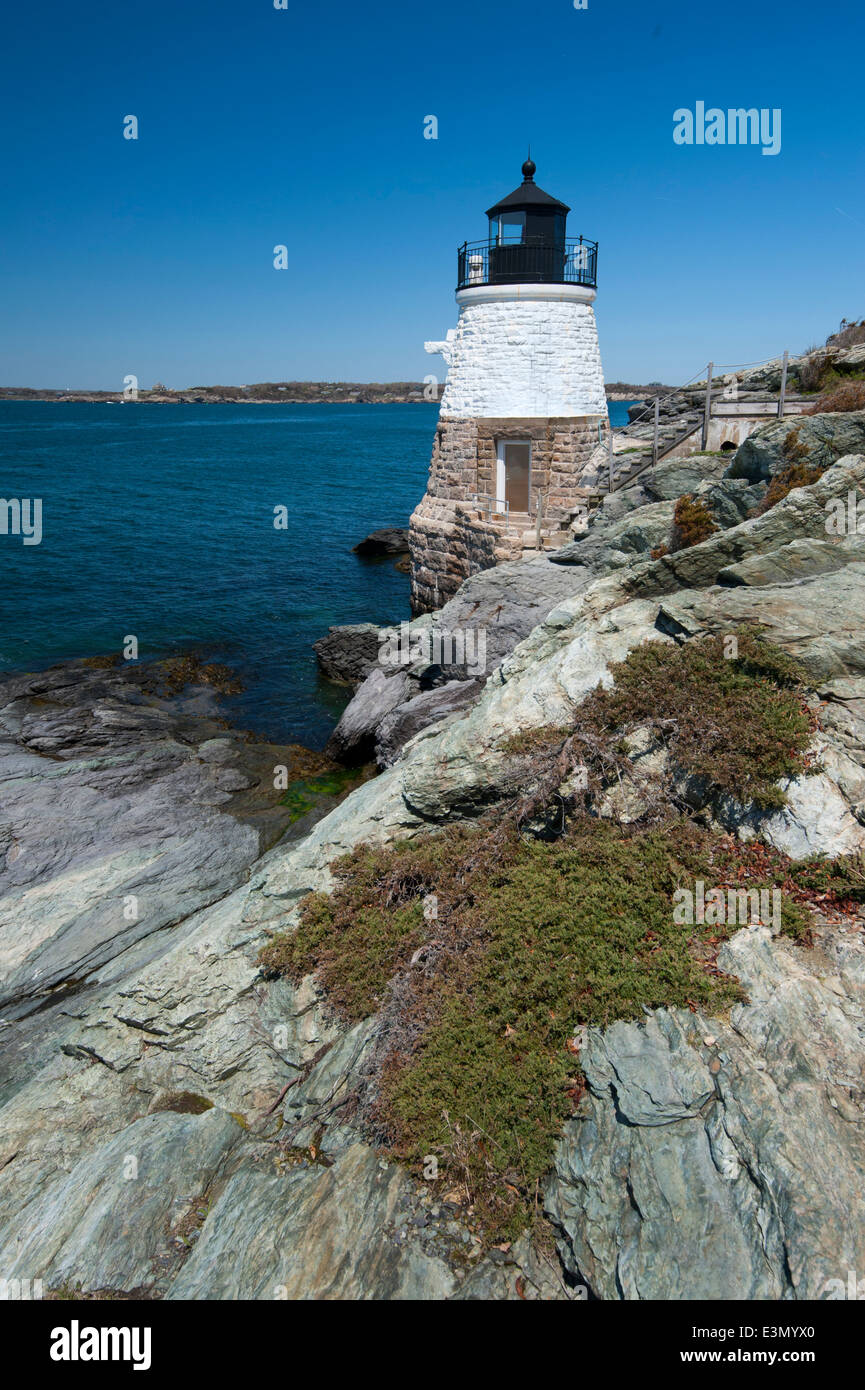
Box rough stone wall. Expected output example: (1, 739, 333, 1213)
(475, 417, 603, 513)
(409, 414, 601, 613)
(437, 297, 606, 418)
(421, 416, 480, 503)
(409, 494, 510, 614)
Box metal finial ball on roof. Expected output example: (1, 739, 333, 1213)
(522, 157, 536, 181)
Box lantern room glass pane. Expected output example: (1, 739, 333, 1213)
(492, 212, 525, 244)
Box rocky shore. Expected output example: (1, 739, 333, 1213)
(2, 408, 865, 1300)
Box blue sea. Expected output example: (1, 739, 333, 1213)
(0, 401, 636, 748)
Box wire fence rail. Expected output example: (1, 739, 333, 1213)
(604, 349, 795, 492)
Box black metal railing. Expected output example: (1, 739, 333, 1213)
(457, 236, 597, 291)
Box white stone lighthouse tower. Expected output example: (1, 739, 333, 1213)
(409, 158, 607, 612)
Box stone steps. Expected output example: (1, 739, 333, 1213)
(457, 508, 570, 558)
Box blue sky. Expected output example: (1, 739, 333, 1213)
(1, 0, 862, 388)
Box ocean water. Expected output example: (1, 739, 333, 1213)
(0, 400, 637, 747)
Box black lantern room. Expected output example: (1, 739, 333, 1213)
(487, 158, 568, 244)
(457, 158, 597, 291)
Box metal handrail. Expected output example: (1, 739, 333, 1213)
(457, 236, 598, 291)
(471, 493, 510, 527)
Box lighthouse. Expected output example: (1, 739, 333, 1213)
(409, 158, 607, 613)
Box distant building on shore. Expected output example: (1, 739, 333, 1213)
(409, 158, 607, 612)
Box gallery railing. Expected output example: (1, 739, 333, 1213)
(457, 236, 598, 290)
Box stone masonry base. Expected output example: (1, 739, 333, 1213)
(409, 413, 602, 613)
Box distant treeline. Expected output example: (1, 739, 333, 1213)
(1, 378, 678, 403)
(0, 381, 439, 404)
(605, 380, 676, 396)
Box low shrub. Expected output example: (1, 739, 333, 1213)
(797, 351, 829, 393)
(787, 851, 865, 904)
(573, 629, 812, 811)
(752, 462, 827, 516)
(263, 816, 751, 1238)
(750, 426, 828, 516)
(828, 319, 865, 350)
(670, 494, 718, 551)
(804, 382, 865, 415)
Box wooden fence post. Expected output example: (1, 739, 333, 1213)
(652, 396, 660, 464)
(701, 362, 714, 450)
(778, 350, 789, 418)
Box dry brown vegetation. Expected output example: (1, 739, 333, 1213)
(671, 494, 718, 551)
(829, 319, 865, 350)
(804, 381, 865, 415)
(750, 426, 829, 517)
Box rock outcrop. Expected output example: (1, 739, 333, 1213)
(321, 555, 599, 766)
(351, 527, 410, 557)
(2, 424, 865, 1301)
(727, 411, 865, 484)
(325, 668, 408, 761)
(312, 623, 383, 685)
(548, 920, 865, 1300)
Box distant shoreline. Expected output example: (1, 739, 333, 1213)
(0, 383, 664, 405)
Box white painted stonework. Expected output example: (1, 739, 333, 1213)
(425, 283, 607, 419)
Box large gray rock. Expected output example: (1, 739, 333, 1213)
(725, 771, 865, 859)
(553, 474, 763, 566)
(656, 565, 865, 682)
(547, 923, 865, 1300)
(400, 596, 668, 821)
(421, 555, 597, 674)
(168, 1141, 456, 1301)
(375, 679, 482, 768)
(698, 476, 762, 528)
(727, 411, 865, 484)
(313, 623, 383, 685)
(325, 668, 407, 762)
(617, 453, 865, 597)
(599, 453, 734, 518)
(717, 535, 865, 586)
(554, 500, 676, 567)
(0, 663, 276, 1022)
(323, 553, 599, 769)
(0, 1108, 242, 1295)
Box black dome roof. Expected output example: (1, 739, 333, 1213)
(485, 159, 570, 219)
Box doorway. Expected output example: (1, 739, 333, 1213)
(496, 439, 531, 513)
